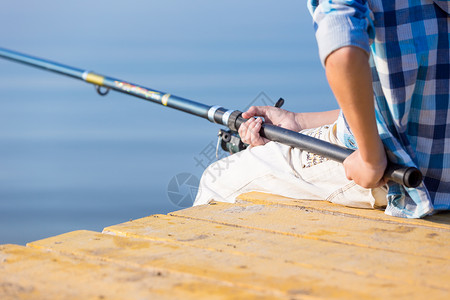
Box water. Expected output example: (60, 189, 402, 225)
(0, 0, 336, 245)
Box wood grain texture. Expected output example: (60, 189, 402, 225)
(1, 192, 449, 299)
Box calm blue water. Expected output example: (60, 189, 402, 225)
(0, 0, 336, 245)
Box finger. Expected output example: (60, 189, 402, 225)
(241, 118, 269, 146)
(242, 106, 270, 119)
(248, 118, 264, 145)
(342, 159, 353, 181)
(248, 118, 261, 136)
(238, 118, 249, 137)
(247, 118, 259, 138)
(241, 106, 258, 119)
(241, 118, 257, 145)
(253, 120, 270, 146)
(239, 118, 256, 144)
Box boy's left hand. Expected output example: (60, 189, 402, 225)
(343, 144, 387, 188)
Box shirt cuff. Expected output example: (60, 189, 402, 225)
(315, 14, 371, 66)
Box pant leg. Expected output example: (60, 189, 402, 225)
(193, 123, 387, 208)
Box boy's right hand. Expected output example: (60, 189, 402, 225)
(239, 106, 301, 147)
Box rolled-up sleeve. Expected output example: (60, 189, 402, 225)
(307, 0, 374, 66)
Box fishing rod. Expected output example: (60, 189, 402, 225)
(0, 47, 423, 188)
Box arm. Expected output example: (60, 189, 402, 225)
(295, 109, 340, 130)
(325, 46, 386, 188)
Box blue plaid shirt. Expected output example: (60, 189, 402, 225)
(308, 0, 449, 218)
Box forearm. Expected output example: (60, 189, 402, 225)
(325, 46, 382, 162)
(295, 109, 340, 130)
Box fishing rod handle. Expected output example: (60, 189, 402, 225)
(233, 114, 422, 188)
(383, 164, 423, 189)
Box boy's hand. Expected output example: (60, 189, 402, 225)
(238, 106, 300, 147)
(238, 117, 268, 146)
(343, 141, 387, 188)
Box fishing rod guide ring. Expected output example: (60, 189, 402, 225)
(96, 85, 110, 96)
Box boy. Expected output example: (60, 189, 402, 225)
(194, 1, 449, 218)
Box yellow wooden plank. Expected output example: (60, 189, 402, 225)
(0, 244, 280, 300)
(170, 201, 450, 260)
(103, 213, 450, 290)
(238, 192, 450, 230)
(27, 230, 448, 299)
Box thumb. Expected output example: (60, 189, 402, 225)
(242, 106, 269, 119)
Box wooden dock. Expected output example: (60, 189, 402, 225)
(1, 192, 449, 299)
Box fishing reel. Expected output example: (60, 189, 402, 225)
(218, 129, 248, 155)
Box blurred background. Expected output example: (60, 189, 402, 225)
(0, 0, 336, 245)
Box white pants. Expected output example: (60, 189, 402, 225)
(194, 122, 387, 209)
